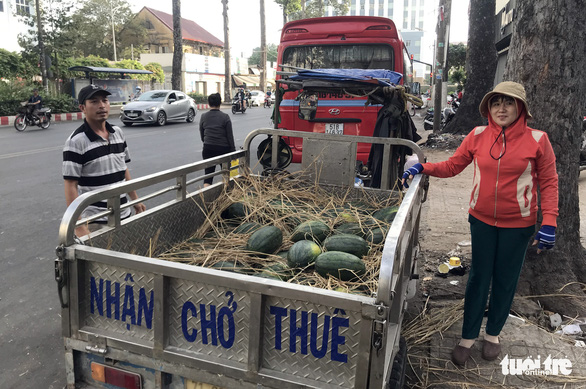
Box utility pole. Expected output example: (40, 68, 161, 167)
(433, 0, 451, 133)
(222, 0, 232, 103)
(260, 0, 267, 93)
(35, 0, 48, 90)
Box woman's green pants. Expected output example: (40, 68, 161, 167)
(462, 215, 535, 339)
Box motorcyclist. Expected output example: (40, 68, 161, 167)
(133, 86, 142, 101)
(27, 88, 42, 123)
(265, 90, 272, 107)
(236, 87, 246, 111)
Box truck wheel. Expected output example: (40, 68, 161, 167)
(387, 336, 407, 389)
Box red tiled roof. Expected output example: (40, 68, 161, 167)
(144, 7, 224, 47)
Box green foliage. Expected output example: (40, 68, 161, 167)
(449, 66, 467, 90)
(45, 94, 79, 113)
(0, 49, 35, 80)
(188, 93, 208, 104)
(448, 43, 467, 71)
(248, 44, 279, 66)
(283, 0, 350, 21)
(144, 63, 165, 84)
(77, 55, 110, 67)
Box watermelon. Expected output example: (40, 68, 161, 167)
(373, 206, 399, 223)
(315, 251, 366, 281)
(290, 220, 330, 243)
(222, 202, 249, 219)
(335, 222, 366, 238)
(234, 222, 262, 234)
(287, 240, 322, 268)
(323, 234, 370, 257)
(366, 227, 388, 245)
(246, 226, 283, 254)
(211, 261, 246, 273)
(263, 262, 293, 280)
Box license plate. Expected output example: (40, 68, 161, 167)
(326, 123, 344, 135)
(127, 112, 138, 118)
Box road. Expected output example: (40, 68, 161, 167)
(0, 106, 274, 388)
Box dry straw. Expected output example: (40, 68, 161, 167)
(156, 172, 401, 293)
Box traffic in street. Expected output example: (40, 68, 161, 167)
(0, 106, 274, 388)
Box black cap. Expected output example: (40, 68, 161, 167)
(78, 84, 111, 104)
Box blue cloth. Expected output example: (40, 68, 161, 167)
(289, 69, 403, 86)
(401, 163, 423, 188)
(534, 225, 556, 250)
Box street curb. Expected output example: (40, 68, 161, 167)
(0, 104, 211, 127)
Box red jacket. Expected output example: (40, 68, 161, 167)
(422, 111, 558, 228)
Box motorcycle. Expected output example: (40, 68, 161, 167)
(422, 94, 459, 131)
(14, 102, 52, 132)
(264, 95, 272, 108)
(231, 97, 247, 114)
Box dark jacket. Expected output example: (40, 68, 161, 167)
(199, 109, 236, 151)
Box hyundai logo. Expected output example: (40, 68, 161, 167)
(328, 108, 341, 115)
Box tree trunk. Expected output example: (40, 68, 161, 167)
(35, 0, 48, 90)
(504, 0, 586, 316)
(260, 0, 267, 93)
(443, 0, 497, 134)
(171, 0, 183, 91)
(222, 0, 231, 103)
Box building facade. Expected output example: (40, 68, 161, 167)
(0, 0, 32, 52)
(326, 0, 435, 83)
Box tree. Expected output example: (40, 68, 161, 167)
(504, 0, 586, 316)
(275, 0, 349, 22)
(34, 0, 48, 89)
(260, 0, 267, 92)
(447, 43, 467, 71)
(144, 62, 165, 84)
(274, 0, 301, 25)
(171, 0, 183, 91)
(0, 49, 35, 80)
(248, 44, 278, 66)
(442, 0, 497, 135)
(66, 0, 135, 60)
(449, 66, 466, 91)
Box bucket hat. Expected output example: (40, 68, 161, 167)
(479, 81, 532, 119)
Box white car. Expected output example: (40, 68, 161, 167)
(248, 90, 266, 107)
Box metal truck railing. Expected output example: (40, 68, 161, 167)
(56, 129, 427, 389)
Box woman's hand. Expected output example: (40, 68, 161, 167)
(532, 225, 555, 253)
(401, 163, 424, 188)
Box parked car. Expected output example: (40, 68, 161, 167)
(120, 90, 197, 126)
(248, 90, 266, 107)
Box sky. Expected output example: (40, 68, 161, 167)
(127, 0, 470, 58)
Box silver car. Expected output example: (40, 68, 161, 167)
(120, 90, 197, 126)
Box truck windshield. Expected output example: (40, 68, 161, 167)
(282, 44, 394, 70)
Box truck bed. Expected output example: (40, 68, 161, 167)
(56, 129, 427, 389)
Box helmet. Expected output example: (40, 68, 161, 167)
(135, 86, 142, 91)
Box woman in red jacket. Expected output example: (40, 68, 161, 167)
(402, 81, 558, 366)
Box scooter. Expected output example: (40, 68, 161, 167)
(231, 97, 247, 114)
(423, 95, 459, 131)
(14, 102, 52, 132)
(264, 95, 272, 108)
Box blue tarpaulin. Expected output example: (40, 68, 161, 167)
(289, 69, 403, 86)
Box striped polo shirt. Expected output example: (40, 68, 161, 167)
(63, 120, 132, 220)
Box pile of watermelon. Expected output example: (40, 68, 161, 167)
(158, 176, 400, 295)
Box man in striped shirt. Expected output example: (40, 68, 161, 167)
(63, 84, 146, 236)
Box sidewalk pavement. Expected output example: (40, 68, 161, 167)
(0, 104, 211, 127)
